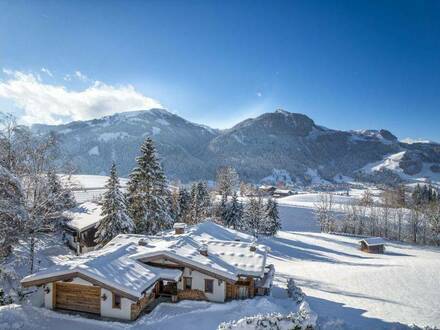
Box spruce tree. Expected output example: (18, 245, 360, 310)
(242, 196, 265, 237)
(95, 163, 134, 247)
(127, 138, 172, 234)
(196, 181, 211, 218)
(43, 169, 76, 229)
(177, 187, 191, 223)
(224, 192, 243, 229)
(265, 198, 281, 236)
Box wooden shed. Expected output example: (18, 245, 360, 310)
(359, 237, 385, 254)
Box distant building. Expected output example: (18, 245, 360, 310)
(273, 189, 295, 198)
(258, 185, 277, 195)
(64, 202, 101, 254)
(359, 237, 385, 254)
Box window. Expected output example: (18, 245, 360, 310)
(183, 277, 192, 290)
(204, 279, 214, 294)
(112, 293, 121, 309)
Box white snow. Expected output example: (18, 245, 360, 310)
(305, 168, 331, 185)
(98, 132, 129, 142)
(361, 151, 440, 187)
(401, 138, 437, 145)
(65, 202, 102, 232)
(61, 175, 129, 190)
(87, 146, 99, 156)
(360, 237, 385, 246)
(22, 222, 269, 297)
(4, 189, 440, 329)
(261, 169, 294, 186)
(155, 118, 170, 126)
(0, 296, 298, 330)
(265, 230, 440, 329)
(152, 126, 161, 135)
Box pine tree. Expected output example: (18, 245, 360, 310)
(177, 187, 191, 223)
(188, 181, 212, 224)
(223, 192, 243, 229)
(216, 166, 239, 199)
(196, 181, 211, 218)
(127, 138, 172, 234)
(242, 196, 265, 237)
(43, 169, 76, 230)
(265, 198, 281, 236)
(95, 163, 134, 247)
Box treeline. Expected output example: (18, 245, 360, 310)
(76, 138, 282, 247)
(0, 112, 282, 268)
(315, 184, 440, 246)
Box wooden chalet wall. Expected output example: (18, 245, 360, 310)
(226, 277, 255, 300)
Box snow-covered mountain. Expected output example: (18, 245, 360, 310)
(32, 109, 440, 186)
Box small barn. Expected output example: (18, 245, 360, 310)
(359, 237, 385, 254)
(273, 189, 295, 198)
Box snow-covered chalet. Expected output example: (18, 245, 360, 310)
(21, 221, 275, 320)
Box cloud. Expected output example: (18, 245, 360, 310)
(74, 70, 88, 82)
(41, 67, 53, 77)
(0, 69, 162, 125)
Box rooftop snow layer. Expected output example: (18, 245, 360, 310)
(21, 242, 182, 299)
(65, 202, 102, 232)
(360, 237, 386, 246)
(21, 221, 268, 297)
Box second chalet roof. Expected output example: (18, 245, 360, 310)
(65, 202, 102, 232)
(21, 221, 268, 299)
(360, 237, 386, 246)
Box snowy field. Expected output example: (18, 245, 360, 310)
(0, 297, 297, 330)
(1, 192, 439, 329)
(274, 199, 440, 329)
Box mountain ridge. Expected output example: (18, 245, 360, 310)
(31, 108, 440, 186)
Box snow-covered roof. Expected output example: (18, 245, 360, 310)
(274, 189, 293, 194)
(65, 202, 102, 232)
(21, 221, 269, 298)
(360, 237, 385, 246)
(21, 242, 181, 300)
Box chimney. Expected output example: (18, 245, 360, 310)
(173, 222, 186, 235)
(250, 242, 257, 252)
(199, 244, 208, 257)
(138, 238, 149, 246)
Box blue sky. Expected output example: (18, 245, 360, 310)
(0, 0, 439, 141)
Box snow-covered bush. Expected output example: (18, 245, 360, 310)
(218, 301, 317, 330)
(287, 278, 304, 304)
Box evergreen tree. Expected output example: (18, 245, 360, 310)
(177, 187, 191, 223)
(95, 163, 134, 247)
(188, 181, 212, 224)
(167, 188, 180, 223)
(43, 169, 76, 229)
(196, 181, 212, 218)
(242, 196, 265, 237)
(127, 138, 172, 234)
(265, 198, 281, 236)
(223, 192, 243, 229)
